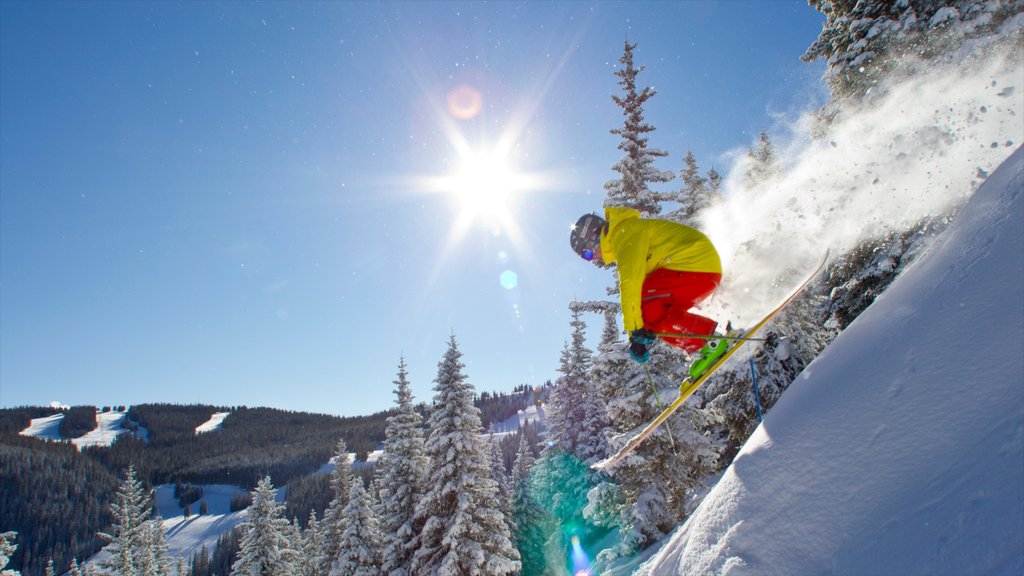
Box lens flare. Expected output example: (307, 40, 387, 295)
(500, 270, 518, 290)
(570, 535, 591, 575)
(447, 84, 483, 120)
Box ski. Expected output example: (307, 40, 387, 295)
(592, 250, 830, 472)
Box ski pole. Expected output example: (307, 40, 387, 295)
(643, 364, 677, 454)
(749, 357, 763, 423)
(654, 331, 768, 343)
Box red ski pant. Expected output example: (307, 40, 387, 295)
(640, 269, 721, 354)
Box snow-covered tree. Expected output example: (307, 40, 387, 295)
(333, 481, 382, 576)
(509, 433, 551, 576)
(597, 342, 716, 559)
(604, 40, 674, 215)
(408, 335, 520, 575)
(100, 465, 153, 576)
(489, 436, 513, 519)
(0, 531, 19, 576)
(137, 518, 170, 576)
(231, 476, 297, 576)
(745, 131, 779, 189)
(68, 558, 82, 576)
(548, 308, 610, 465)
(44, 559, 54, 576)
(376, 357, 427, 576)
(803, 0, 1023, 102)
(667, 150, 718, 225)
(320, 438, 353, 573)
(295, 511, 325, 576)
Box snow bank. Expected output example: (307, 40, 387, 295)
(642, 146, 1024, 574)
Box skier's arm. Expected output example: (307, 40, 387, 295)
(614, 226, 649, 333)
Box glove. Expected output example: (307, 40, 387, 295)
(628, 328, 656, 364)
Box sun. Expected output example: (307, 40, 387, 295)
(447, 148, 524, 222)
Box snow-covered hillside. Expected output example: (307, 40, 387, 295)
(194, 411, 230, 434)
(639, 147, 1024, 574)
(18, 408, 148, 448)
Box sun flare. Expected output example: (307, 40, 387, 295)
(447, 149, 524, 221)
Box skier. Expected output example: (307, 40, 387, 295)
(570, 207, 730, 377)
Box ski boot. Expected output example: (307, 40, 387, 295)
(687, 323, 742, 380)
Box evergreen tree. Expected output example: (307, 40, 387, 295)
(408, 335, 520, 575)
(669, 150, 717, 225)
(803, 0, 1022, 102)
(100, 465, 153, 576)
(548, 309, 609, 465)
(509, 434, 551, 576)
(231, 476, 297, 576)
(320, 438, 353, 573)
(597, 343, 716, 560)
(0, 531, 18, 576)
(44, 559, 54, 576)
(333, 482, 382, 576)
(376, 357, 427, 576)
(745, 131, 779, 189)
(604, 40, 674, 215)
(137, 518, 170, 576)
(69, 558, 82, 576)
(295, 511, 325, 576)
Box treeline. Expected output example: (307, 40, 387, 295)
(0, 432, 117, 576)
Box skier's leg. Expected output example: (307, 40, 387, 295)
(640, 270, 722, 353)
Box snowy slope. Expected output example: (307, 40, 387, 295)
(71, 409, 132, 449)
(640, 147, 1024, 574)
(194, 411, 230, 434)
(18, 412, 64, 441)
(19, 408, 148, 448)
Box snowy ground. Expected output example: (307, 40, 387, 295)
(633, 146, 1024, 574)
(156, 484, 252, 562)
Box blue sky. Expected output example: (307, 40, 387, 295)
(0, 1, 825, 417)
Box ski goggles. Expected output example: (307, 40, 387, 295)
(580, 248, 596, 261)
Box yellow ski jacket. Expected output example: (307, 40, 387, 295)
(599, 206, 722, 332)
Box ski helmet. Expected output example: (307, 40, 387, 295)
(570, 213, 605, 261)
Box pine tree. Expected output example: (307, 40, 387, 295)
(0, 531, 18, 576)
(745, 131, 778, 189)
(69, 558, 82, 576)
(376, 357, 427, 576)
(320, 438, 353, 573)
(295, 511, 325, 576)
(334, 482, 382, 576)
(100, 465, 153, 576)
(604, 40, 674, 215)
(669, 150, 717, 225)
(547, 309, 609, 465)
(137, 518, 170, 576)
(231, 476, 297, 576)
(509, 433, 556, 576)
(408, 335, 520, 575)
(597, 343, 716, 559)
(803, 0, 1022, 102)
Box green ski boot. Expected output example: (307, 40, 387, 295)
(687, 335, 731, 380)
